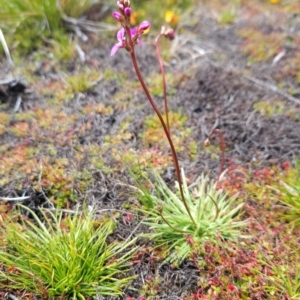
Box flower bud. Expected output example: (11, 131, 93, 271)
(204, 138, 210, 147)
(117, 1, 124, 11)
(166, 29, 175, 40)
(161, 26, 175, 40)
(124, 7, 131, 17)
(138, 20, 150, 32)
(124, 0, 130, 7)
(112, 11, 123, 21)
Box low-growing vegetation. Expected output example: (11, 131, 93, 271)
(0, 0, 299, 298)
(0, 207, 136, 298)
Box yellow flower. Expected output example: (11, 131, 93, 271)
(165, 11, 179, 26)
(130, 11, 138, 25)
(269, 0, 281, 3)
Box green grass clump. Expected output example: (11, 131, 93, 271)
(0, 206, 136, 299)
(136, 169, 248, 264)
(265, 261, 300, 299)
(259, 236, 300, 299)
(59, 0, 98, 18)
(0, 0, 96, 54)
(66, 69, 103, 94)
(0, 0, 62, 53)
(276, 163, 300, 227)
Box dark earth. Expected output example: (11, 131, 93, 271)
(0, 0, 300, 299)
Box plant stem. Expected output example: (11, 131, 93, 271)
(207, 129, 225, 181)
(125, 27, 196, 226)
(155, 33, 170, 133)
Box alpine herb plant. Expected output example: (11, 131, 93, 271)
(111, 0, 248, 264)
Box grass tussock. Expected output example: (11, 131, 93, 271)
(0, 206, 137, 298)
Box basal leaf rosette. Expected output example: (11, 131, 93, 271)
(137, 169, 249, 264)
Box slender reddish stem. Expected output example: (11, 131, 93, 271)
(125, 27, 196, 226)
(207, 129, 225, 181)
(155, 33, 170, 133)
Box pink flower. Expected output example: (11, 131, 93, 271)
(112, 11, 122, 21)
(130, 27, 143, 45)
(110, 28, 126, 56)
(111, 26, 145, 56)
(138, 20, 150, 32)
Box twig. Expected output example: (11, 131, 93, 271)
(124, 214, 147, 242)
(75, 44, 86, 62)
(0, 29, 13, 66)
(62, 16, 118, 33)
(244, 75, 300, 105)
(7, 294, 19, 300)
(0, 77, 18, 85)
(36, 207, 78, 214)
(14, 95, 22, 112)
(0, 196, 30, 201)
(205, 129, 226, 182)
